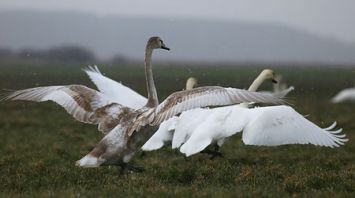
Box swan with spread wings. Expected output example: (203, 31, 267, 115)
(1, 37, 284, 171)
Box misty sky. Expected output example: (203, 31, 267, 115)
(1, 0, 355, 43)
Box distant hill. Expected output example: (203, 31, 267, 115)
(1, 10, 355, 64)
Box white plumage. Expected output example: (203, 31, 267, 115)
(142, 69, 288, 151)
(331, 87, 355, 103)
(84, 65, 147, 109)
(178, 105, 347, 157)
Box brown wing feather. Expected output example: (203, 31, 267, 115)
(1, 85, 128, 134)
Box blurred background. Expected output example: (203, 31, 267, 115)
(0, 0, 354, 92)
(1, 0, 355, 65)
(1, 1, 355, 196)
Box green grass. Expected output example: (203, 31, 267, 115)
(0, 63, 354, 197)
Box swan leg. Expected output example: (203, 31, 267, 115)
(127, 164, 145, 172)
(200, 144, 223, 159)
(117, 162, 145, 175)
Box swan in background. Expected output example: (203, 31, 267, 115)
(259, 74, 292, 97)
(273, 75, 289, 93)
(173, 69, 286, 152)
(1, 37, 285, 171)
(142, 69, 291, 152)
(331, 87, 355, 103)
(141, 77, 198, 151)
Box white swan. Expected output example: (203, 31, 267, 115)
(172, 69, 285, 151)
(1, 37, 285, 171)
(179, 105, 347, 157)
(331, 87, 355, 103)
(273, 75, 289, 93)
(173, 72, 347, 157)
(142, 69, 288, 151)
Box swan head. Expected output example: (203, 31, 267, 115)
(147, 36, 170, 50)
(186, 77, 198, 90)
(260, 69, 277, 84)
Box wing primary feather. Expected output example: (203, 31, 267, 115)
(324, 121, 337, 131)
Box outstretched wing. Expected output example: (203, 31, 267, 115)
(84, 65, 147, 109)
(1, 85, 126, 134)
(242, 106, 348, 147)
(152, 86, 285, 125)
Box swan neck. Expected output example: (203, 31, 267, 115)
(144, 46, 158, 107)
(186, 80, 196, 90)
(248, 73, 265, 92)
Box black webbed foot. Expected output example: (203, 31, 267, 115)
(201, 149, 223, 159)
(117, 163, 145, 175)
(127, 164, 145, 172)
(200, 145, 223, 159)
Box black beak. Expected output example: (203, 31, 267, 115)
(161, 46, 170, 50)
(272, 79, 278, 84)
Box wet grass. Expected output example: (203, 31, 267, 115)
(0, 63, 354, 197)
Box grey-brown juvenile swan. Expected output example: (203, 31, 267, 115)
(1, 37, 285, 171)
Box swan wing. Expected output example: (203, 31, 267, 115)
(1, 85, 125, 134)
(84, 65, 147, 109)
(141, 116, 178, 151)
(242, 106, 348, 147)
(152, 86, 286, 125)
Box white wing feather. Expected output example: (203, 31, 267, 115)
(84, 65, 147, 109)
(242, 106, 348, 147)
(176, 105, 347, 157)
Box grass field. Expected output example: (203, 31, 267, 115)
(0, 63, 354, 197)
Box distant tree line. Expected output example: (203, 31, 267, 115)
(0, 46, 129, 65)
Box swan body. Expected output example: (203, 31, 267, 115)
(331, 87, 355, 103)
(2, 37, 285, 168)
(179, 105, 347, 156)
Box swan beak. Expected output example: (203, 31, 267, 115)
(161, 46, 170, 50)
(272, 79, 278, 84)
